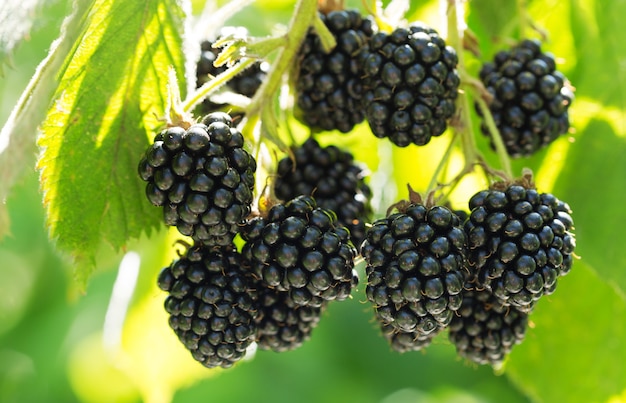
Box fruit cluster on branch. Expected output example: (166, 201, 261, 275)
(138, 3, 576, 369)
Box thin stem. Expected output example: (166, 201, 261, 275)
(475, 96, 513, 178)
(312, 12, 337, 53)
(245, 0, 319, 123)
(425, 132, 458, 195)
(182, 58, 258, 113)
(446, 0, 481, 170)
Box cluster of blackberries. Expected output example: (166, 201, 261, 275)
(292, 10, 573, 158)
(477, 39, 573, 157)
(362, 181, 575, 365)
(142, 6, 577, 370)
(154, 196, 359, 367)
(293, 10, 460, 147)
(139, 112, 359, 367)
(274, 137, 372, 246)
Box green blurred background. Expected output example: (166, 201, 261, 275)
(1, 0, 625, 402)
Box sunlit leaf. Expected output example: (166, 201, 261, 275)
(548, 118, 626, 298)
(0, 0, 92, 239)
(37, 0, 188, 286)
(507, 260, 626, 402)
(568, 0, 626, 111)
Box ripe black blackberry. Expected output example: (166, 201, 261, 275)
(137, 112, 256, 245)
(380, 323, 437, 353)
(294, 9, 374, 133)
(465, 183, 576, 312)
(361, 23, 460, 147)
(361, 203, 467, 342)
(157, 243, 257, 368)
(241, 195, 358, 307)
(448, 285, 528, 365)
(254, 284, 325, 352)
(477, 39, 573, 157)
(196, 27, 268, 116)
(274, 137, 372, 246)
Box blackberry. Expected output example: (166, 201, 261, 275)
(157, 243, 257, 368)
(241, 195, 358, 307)
(137, 112, 256, 245)
(477, 39, 573, 157)
(465, 184, 576, 311)
(361, 204, 467, 341)
(449, 285, 528, 365)
(380, 323, 437, 353)
(361, 23, 460, 147)
(294, 9, 374, 133)
(196, 27, 268, 116)
(254, 284, 325, 352)
(274, 137, 372, 246)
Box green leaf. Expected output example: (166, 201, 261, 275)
(37, 0, 188, 285)
(0, 0, 92, 239)
(568, 0, 626, 110)
(466, 0, 518, 56)
(507, 259, 626, 402)
(548, 118, 626, 299)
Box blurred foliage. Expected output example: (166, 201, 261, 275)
(1, 0, 625, 403)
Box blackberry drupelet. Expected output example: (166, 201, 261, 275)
(477, 39, 573, 157)
(380, 323, 437, 353)
(196, 27, 268, 116)
(449, 285, 528, 365)
(157, 243, 257, 368)
(254, 284, 325, 352)
(137, 112, 256, 245)
(361, 204, 467, 343)
(361, 23, 460, 147)
(274, 137, 372, 246)
(294, 9, 374, 133)
(241, 195, 358, 307)
(465, 183, 576, 312)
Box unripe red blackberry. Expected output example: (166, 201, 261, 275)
(157, 243, 257, 368)
(449, 285, 528, 365)
(138, 112, 256, 246)
(253, 284, 325, 352)
(196, 27, 268, 116)
(477, 39, 573, 157)
(465, 183, 576, 312)
(361, 203, 467, 341)
(361, 23, 460, 147)
(274, 138, 372, 246)
(241, 195, 358, 307)
(294, 9, 374, 133)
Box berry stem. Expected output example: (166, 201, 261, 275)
(182, 57, 259, 113)
(165, 67, 193, 129)
(244, 0, 319, 124)
(312, 12, 337, 53)
(445, 0, 481, 171)
(425, 132, 458, 196)
(474, 96, 513, 179)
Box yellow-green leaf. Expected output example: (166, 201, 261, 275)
(37, 0, 188, 285)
